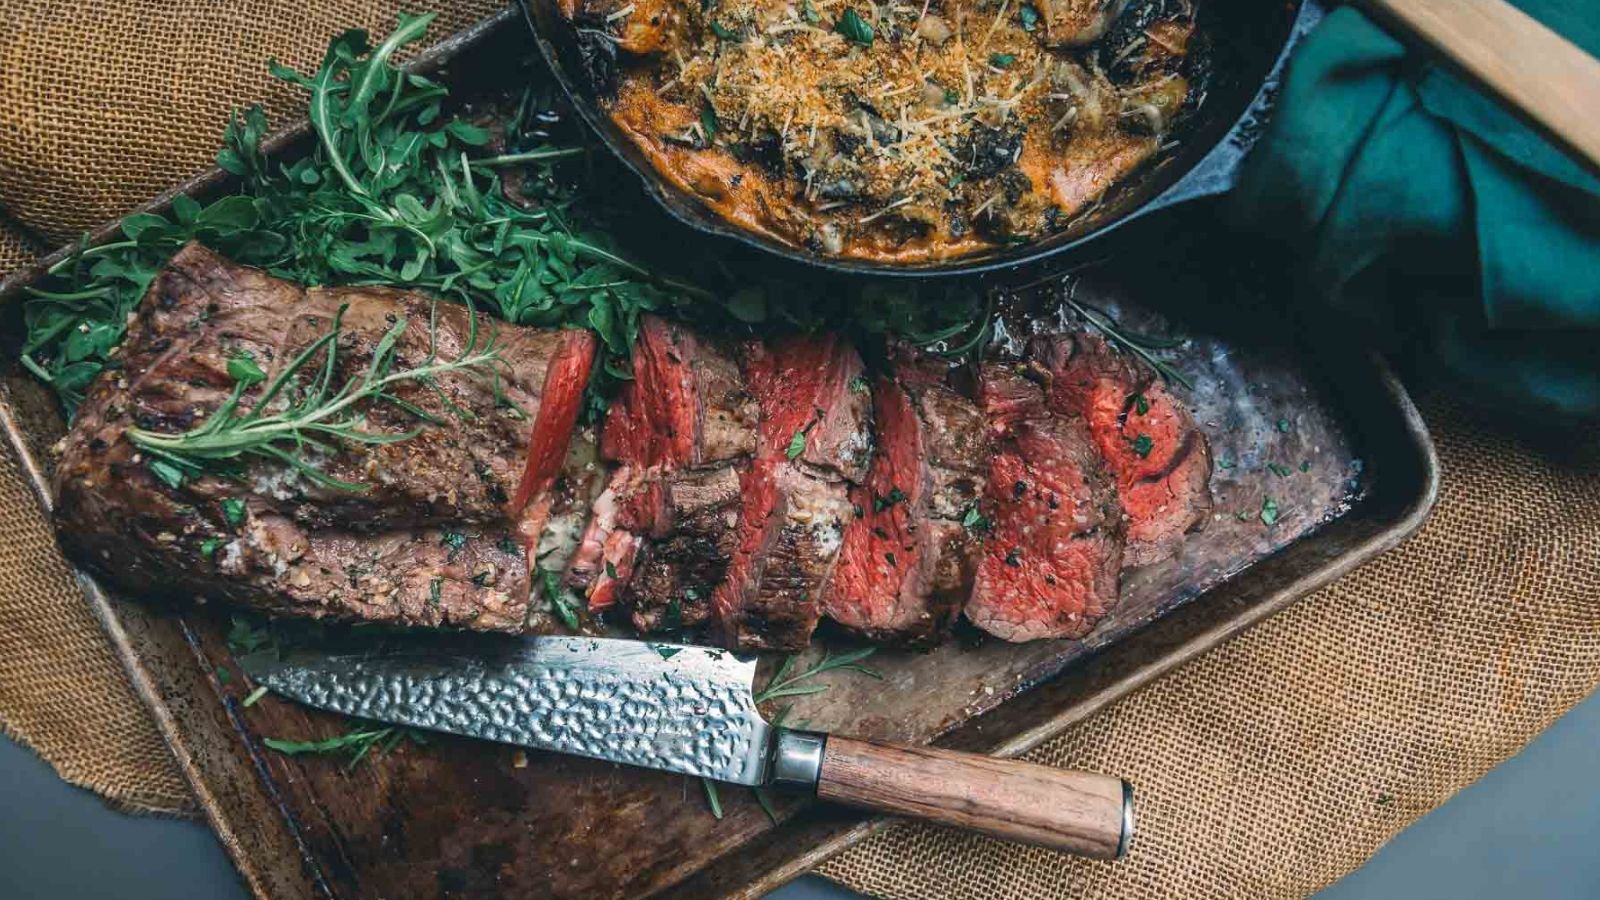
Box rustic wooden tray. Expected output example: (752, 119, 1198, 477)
(0, 10, 1438, 900)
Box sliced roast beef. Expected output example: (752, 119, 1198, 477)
(965, 364, 1125, 642)
(578, 315, 758, 612)
(710, 334, 870, 651)
(1032, 332, 1212, 567)
(53, 243, 593, 631)
(822, 349, 987, 645)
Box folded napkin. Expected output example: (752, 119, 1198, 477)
(1232, 1, 1600, 420)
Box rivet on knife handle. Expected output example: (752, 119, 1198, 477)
(777, 730, 1133, 860)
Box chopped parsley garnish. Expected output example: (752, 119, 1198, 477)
(1019, 4, 1039, 31)
(1260, 497, 1280, 526)
(989, 52, 1016, 69)
(835, 8, 874, 45)
(497, 536, 522, 555)
(221, 497, 247, 528)
(148, 458, 186, 490)
(944, 87, 960, 105)
(852, 503, 865, 518)
(873, 486, 907, 512)
(848, 375, 870, 394)
(441, 530, 468, 552)
(1130, 392, 1150, 416)
(227, 354, 266, 386)
(884, 551, 897, 567)
(1276, 418, 1291, 433)
(700, 102, 719, 143)
(652, 644, 684, 660)
(1004, 547, 1022, 567)
(606, 561, 618, 579)
(1267, 462, 1293, 478)
(428, 576, 443, 606)
(786, 427, 809, 461)
(1131, 434, 1154, 458)
(961, 505, 990, 531)
(710, 20, 738, 40)
(1217, 456, 1236, 470)
(1299, 461, 1311, 473)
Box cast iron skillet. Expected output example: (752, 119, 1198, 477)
(517, 0, 1324, 277)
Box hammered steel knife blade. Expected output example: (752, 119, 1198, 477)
(242, 634, 1134, 859)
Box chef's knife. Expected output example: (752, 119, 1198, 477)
(242, 634, 1133, 859)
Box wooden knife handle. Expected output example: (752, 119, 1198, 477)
(1358, 0, 1600, 175)
(814, 735, 1132, 859)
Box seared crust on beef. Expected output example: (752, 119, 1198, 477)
(53, 244, 589, 631)
(1033, 332, 1212, 567)
(965, 364, 1125, 642)
(625, 466, 743, 632)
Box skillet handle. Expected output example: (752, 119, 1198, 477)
(777, 731, 1133, 860)
(1358, 0, 1600, 176)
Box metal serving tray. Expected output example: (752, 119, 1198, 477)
(0, 10, 1436, 899)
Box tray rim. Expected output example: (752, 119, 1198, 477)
(0, 9, 1441, 898)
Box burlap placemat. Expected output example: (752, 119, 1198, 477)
(2, 2, 1598, 897)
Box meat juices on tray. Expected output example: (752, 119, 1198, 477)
(965, 363, 1126, 642)
(53, 243, 595, 631)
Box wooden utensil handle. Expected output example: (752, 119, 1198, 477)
(1358, 0, 1600, 175)
(815, 735, 1132, 859)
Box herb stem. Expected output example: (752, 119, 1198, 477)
(469, 148, 587, 167)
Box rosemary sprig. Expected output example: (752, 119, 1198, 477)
(1062, 295, 1194, 390)
(127, 301, 502, 491)
(754, 647, 882, 703)
(262, 723, 428, 771)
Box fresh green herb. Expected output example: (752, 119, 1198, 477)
(441, 530, 469, 552)
(127, 305, 503, 492)
(1260, 496, 1280, 526)
(428, 576, 443, 606)
(222, 497, 247, 528)
(541, 568, 581, 630)
(755, 647, 881, 703)
(848, 375, 870, 394)
(701, 102, 720, 144)
(1236, 510, 1253, 522)
(1130, 393, 1149, 416)
(710, 20, 738, 40)
(497, 536, 522, 555)
(1063, 296, 1192, 389)
(873, 486, 907, 512)
(1276, 418, 1291, 433)
(835, 8, 874, 45)
(263, 723, 424, 770)
(799, 0, 821, 23)
(961, 505, 989, 531)
(200, 537, 223, 558)
(225, 614, 272, 654)
(228, 354, 266, 386)
(754, 786, 781, 824)
(884, 551, 897, 567)
(148, 458, 186, 490)
(1299, 461, 1311, 473)
(989, 52, 1016, 68)
(701, 777, 725, 819)
(1130, 434, 1154, 458)
(216, 666, 233, 685)
(652, 644, 684, 660)
(1004, 547, 1022, 567)
(242, 685, 269, 708)
(1217, 456, 1236, 470)
(1267, 462, 1293, 478)
(1019, 4, 1039, 31)
(944, 87, 960, 105)
(606, 561, 618, 579)
(786, 426, 809, 461)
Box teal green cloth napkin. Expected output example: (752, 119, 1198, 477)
(1232, 2, 1600, 420)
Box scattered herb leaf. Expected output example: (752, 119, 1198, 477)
(961, 505, 989, 531)
(835, 8, 874, 45)
(1260, 496, 1280, 526)
(989, 53, 1016, 68)
(1276, 418, 1291, 433)
(227, 354, 266, 386)
(701, 777, 724, 819)
(1130, 434, 1154, 458)
(848, 375, 870, 394)
(1130, 392, 1149, 416)
(873, 486, 907, 512)
(148, 458, 186, 490)
(540, 568, 582, 630)
(242, 685, 269, 708)
(800, 0, 821, 23)
(1217, 456, 1236, 470)
(1019, 4, 1039, 31)
(786, 427, 809, 461)
(653, 644, 684, 660)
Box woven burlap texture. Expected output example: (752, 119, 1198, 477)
(2, 2, 1599, 897)
(0, 206, 196, 815)
(0, 0, 503, 246)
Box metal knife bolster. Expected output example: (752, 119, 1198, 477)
(767, 729, 827, 792)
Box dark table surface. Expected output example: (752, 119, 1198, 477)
(3, 685, 1598, 899)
